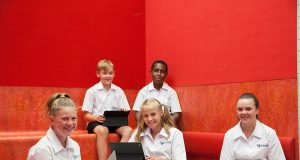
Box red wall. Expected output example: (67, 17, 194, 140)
(146, 0, 296, 85)
(146, 0, 298, 158)
(0, 0, 145, 89)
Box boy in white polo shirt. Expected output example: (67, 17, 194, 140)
(82, 59, 132, 160)
(133, 60, 182, 123)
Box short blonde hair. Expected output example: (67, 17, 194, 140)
(97, 59, 114, 71)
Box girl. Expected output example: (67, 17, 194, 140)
(220, 93, 285, 159)
(129, 98, 186, 160)
(27, 93, 81, 160)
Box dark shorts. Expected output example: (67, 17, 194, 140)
(87, 122, 119, 133)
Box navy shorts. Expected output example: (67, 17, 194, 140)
(87, 122, 119, 133)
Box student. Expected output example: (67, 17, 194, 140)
(27, 93, 81, 160)
(129, 98, 186, 160)
(82, 59, 132, 160)
(133, 60, 182, 123)
(220, 93, 285, 160)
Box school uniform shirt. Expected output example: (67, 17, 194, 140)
(27, 127, 81, 160)
(220, 120, 285, 160)
(82, 82, 130, 116)
(132, 82, 182, 113)
(129, 127, 186, 160)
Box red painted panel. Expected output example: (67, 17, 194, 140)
(0, 0, 145, 89)
(0, 86, 138, 132)
(146, 0, 296, 86)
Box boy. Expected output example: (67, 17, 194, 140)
(82, 59, 132, 160)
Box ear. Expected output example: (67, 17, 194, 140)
(256, 108, 259, 115)
(96, 71, 100, 78)
(49, 116, 54, 124)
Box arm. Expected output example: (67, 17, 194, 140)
(28, 148, 52, 160)
(134, 111, 141, 122)
(83, 111, 105, 123)
(171, 112, 181, 124)
(267, 131, 286, 160)
(171, 130, 186, 160)
(220, 133, 234, 160)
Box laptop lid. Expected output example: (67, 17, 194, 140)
(103, 111, 130, 127)
(109, 142, 145, 160)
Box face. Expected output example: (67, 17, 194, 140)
(237, 98, 258, 125)
(142, 105, 163, 132)
(151, 63, 168, 85)
(51, 107, 77, 139)
(97, 67, 115, 86)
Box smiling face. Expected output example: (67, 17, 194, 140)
(97, 66, 115, 87)
(50, 107, 77, 140)
(142, 104, 163, 133)
(237, 98, 259, 125)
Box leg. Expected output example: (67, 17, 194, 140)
(93, 125, 109, 160)
(115, 126, 133, 142)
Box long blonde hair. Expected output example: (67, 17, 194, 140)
(135, 98, 175, 142)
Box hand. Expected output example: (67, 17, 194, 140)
(94, 115, 106, 123)
(145, 156, 167, 160)
(120, 107, 127, 111)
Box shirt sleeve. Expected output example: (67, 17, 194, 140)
(27, 147, 52, 160)
(267, 131, 286, 160)
(132, 90, 144, 111)
(82, 89, 94, 113)
(119, 89, 130, 110)
(220, 133, 234, 160)
(171, 130, 187, 160)
(169, 91, 182, 113)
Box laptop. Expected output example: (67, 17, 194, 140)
(103, 111, 130, 127)
(109, 142, 145, 160)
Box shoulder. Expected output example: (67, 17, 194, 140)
(28, 136, 52, 156)
(169, 127, 183, 136)
(224, 123, 239, 138)
(86, 83, 100, 92)
(111, 84, 125, 92)
(68, 137, 80, 150)
(258, 121, 277, 137)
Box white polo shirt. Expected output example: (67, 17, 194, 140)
(132, 82, 182, 113)
(220, 120, 286, 160)
(82, 82, 130, 116)
(129, 127, 186, 160)
(27, 127, 81, 160)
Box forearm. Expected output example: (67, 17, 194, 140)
(172, 112, 181, 123)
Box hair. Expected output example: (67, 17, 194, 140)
(97, 59, 114, 71)
(151, 59, 168, 73)
(47, 93, 76, 116)
(238, 93, 259, 109)
(135, 98, 175, 142)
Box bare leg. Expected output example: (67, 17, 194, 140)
(93, 125, 109, 160)
(115, 126, 133, 142)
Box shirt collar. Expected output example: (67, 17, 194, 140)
(96, 82, 117, 91)
(149, 82, 168, 91)
(233, 120, 263, 140)
(47, 127, 75, 154)
(140, 127, 168, 139)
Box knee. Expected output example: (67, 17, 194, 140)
(93, 126, 109, 136)
(123, 126, 133, 136)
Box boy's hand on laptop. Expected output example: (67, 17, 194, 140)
(95, 115, 106, 122)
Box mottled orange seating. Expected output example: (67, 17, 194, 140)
(183, 131, 295, 160)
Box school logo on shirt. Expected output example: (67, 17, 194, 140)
(257, 144, 268, 148)
(160, 140, 171, 145)
(73, 155, 80, 160)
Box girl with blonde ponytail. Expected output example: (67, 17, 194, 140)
(129, 98, 186, 160)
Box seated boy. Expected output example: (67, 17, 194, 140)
(82, 59, 132, 160)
